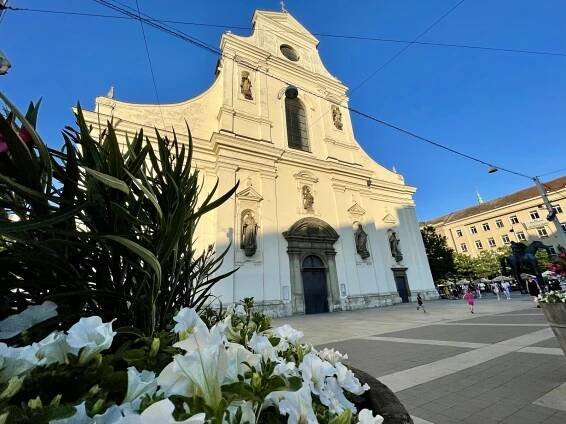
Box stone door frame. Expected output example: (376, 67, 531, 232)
(283, 217, 340, 314)
(392, 267, 410, 302)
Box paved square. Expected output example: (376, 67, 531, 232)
(276, 296, 566, 424)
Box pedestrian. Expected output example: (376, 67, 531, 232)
(476, 284, 482, 299)
(416, 293, 426, 313)
(502, 281, 511, 300)
(492, 283, 501, 301)
(464, 289, 475, 314)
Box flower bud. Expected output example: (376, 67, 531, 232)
(88, 385, 101, 397)
(149, 338, 160, 358)
(27, 396, 43, 410)
(49, 394, 62, 407)
(0, 376, 23, 400)
(251, 372, 262, 390)
(91, 399, 105, 415)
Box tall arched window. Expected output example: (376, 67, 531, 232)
(285, 97, 310, 151)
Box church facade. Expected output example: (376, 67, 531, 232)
(83, 10, 437, 316)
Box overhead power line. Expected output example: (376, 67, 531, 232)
(88, 0, 535, 180)
(2, 5, 566, 58)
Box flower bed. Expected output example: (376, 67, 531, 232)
(0, 300, 386, 423)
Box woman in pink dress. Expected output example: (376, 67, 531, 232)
(464, 290, 475, 314)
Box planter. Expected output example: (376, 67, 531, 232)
(353, 368, 413, 424)
(541, 302, 566, 356)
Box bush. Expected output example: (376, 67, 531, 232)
(0, 93, 237, 337)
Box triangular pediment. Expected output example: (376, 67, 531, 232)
(347, 203, 366, 216)
(252, 10, 319, 45)
(383, 213, 397, 224)
(236, 186, 263, 202)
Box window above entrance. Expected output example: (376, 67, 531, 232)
(280, 44, 299, 62)
(285, 97, 310, 151)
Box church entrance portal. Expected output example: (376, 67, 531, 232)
(302, 255, 329, 314)
(392, 268, 410, 303)
(283, 218, 340, 314)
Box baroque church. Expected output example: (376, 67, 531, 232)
(82, 10, 437, 316)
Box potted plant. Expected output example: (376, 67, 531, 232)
(0, 94, 410, 423)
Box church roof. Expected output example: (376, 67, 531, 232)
(425, 175, 566, 226)
(251, 10, 319, 45)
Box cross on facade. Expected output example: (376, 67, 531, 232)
(280, 1, 287, 12)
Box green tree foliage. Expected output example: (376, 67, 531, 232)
(453, 253, 475, 279)
(472, 250, 501, 279)
(420, 225, 455, 281)
(0, 93, 238, 336)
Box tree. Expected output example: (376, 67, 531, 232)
(472, 250, 501, 279)
(454, 253, 475, 280)
(421, 225, 455, 281)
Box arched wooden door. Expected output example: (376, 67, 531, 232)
(302, 255, 329, 314)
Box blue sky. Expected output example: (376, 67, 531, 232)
(1, 0, 565, 221)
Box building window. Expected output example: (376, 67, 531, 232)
(470, 226, 478, 234)
(482, 223, 490, 231)
(553, 204, 563, 214)
(516, 231, 526, 241)
(510, 215, 519, 224)
(475, 240, 483, 249)
(460, 243, 468, 252)
(488, 237, 496, 247)
(502, 234, 511, 244)
(496, 219, 504, 228)
(285, 97, 310, 151)
(456, 229, 463, 237)
(529, 210, 540, 220)
(537, 227, 548, 238)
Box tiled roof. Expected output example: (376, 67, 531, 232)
(425, 176, 566, 226)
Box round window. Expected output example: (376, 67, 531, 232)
(280, 44, 299, 62)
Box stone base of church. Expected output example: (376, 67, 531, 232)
(341, 292, 402, 311)
(411, 289, 440, 302)
(254, 300, 293, 318)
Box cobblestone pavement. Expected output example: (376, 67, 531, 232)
(274, 294, 566, 424)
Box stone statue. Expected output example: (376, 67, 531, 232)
(240, 73, 253, 100)
(241, 211, 258, 257)
(302, 186, 314, 211)
(354, 223, 370, 259)
(331, 105, 343, 130)
(388, 230, 403, 262)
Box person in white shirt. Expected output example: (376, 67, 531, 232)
(492, 283, 501, 301)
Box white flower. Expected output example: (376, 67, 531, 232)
(224, 400, 255, 424)
(272, 324, 304, 346)
(174, 343, 227, 410)
(335, 362, 369, 395)
(219, 315, 242, 343)
(157, 360, 193, 397)
(265, 383, 318, 424)
(274, 360, 298, 377)
(247, 333, 277, 360)
(174, 314, 222, 354)
(49, 401, 91, 424)
(0, 343, 39, 383)
(323, 377, 357, 414)
(357, 408, 384, 424)
(66, 317, 116, 365)
(120, 399, 206, 423)
(34, 331, 71, 366)
(0, 301, 58, 340)
(298, 353, 336, 397)
(224, 342, 260, 384)
(173, 308, 208, 336)
(233, 305, 247, 317)
(317, 347, 348, 365)
(124, 367, 157, 403)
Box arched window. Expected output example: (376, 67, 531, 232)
(285, 97, 309, 151)
(302, 255, 324, 269)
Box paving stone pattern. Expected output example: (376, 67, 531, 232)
(317, 339, 470, 377)
(451, 314, 548, 325)
(377, 324, 539, 344)
(531, 337, 561, 348)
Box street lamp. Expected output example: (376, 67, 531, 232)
(0, 50, 11, 75)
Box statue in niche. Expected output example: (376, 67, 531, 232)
(302, 185, 314, 211)
(388, 230, 403, 263)
(354, 223, 370, 259)
(241, 210, 258, 257)
(331, 105, 343, 130)
(240, 72, 253, 100)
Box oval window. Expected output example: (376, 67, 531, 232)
(280, 44, 299, 62)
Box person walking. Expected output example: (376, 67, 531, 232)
(502, 281, 511, 300)
(492, 283, 501, 301)
(464, 289, 475, 314)
(416, 293, 426, 313)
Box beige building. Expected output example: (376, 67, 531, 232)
(82, 10, 437, 316)
(426, 176, 566, 257)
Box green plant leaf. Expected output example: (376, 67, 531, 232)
(0, 204, 84, 234)
(83, 167, 130, 194)
(104, 235, 161, 285)
(124, 169, 163, 220)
